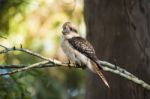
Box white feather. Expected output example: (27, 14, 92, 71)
(61, 36, 95, 72)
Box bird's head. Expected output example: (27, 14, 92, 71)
(62, 22, 79, 38)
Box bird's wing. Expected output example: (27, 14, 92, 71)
(68, 37, 109, 87)
(68, 37, 98, 61)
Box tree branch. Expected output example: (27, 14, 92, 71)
(99, 61, 150, 90)
(0, 45, 150, 90)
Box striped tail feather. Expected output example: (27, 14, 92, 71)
(93, 60, 110, 88)
(96, 69, 110, 88)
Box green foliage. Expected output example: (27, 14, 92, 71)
(0, 0, 31, 35)
(0, 76, 31, 99)
(0, 0, 85, 99)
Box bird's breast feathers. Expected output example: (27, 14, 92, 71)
(61, 37, 95, 72)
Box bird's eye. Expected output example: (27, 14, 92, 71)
(69, 27, 77, 33)
(69, 27, 73, 31)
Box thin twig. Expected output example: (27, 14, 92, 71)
(0, 63, 79, 69)
(0, 61, 50, 76)
(0, 45, 62, 65)
(0, 45, 7, 49)
(0, 62, 80, 75)
(0, 64, 55, 69)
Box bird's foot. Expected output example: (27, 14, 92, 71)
(67, 60, 72, 69)
(75, 63, 86, 70)
(81, 65, 86, 70)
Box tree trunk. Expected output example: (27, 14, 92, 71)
(84, 0, 150, 99)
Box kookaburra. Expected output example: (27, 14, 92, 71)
(61, 22, 109, 87)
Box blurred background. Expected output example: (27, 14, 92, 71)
(0, 0, 86, 99)
(1, 0, 150, 99)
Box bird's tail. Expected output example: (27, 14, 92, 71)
(95, 61, 110, 88)
(96, 68, 110, 88)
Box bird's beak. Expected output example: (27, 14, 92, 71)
(62, 29, 69, 35)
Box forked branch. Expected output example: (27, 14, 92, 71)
(0, 45, 150, 90)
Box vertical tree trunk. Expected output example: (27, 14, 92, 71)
(84, 0, 150, 99)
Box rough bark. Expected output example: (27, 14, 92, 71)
(84, 0, 150, 99)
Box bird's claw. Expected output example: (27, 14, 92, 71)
(75, 63, 86, 70)
(68, 60, 72, 69)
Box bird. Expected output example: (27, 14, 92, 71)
(61, 22, 109, 87)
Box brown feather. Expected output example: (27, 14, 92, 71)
(91, 61, 110, 88)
